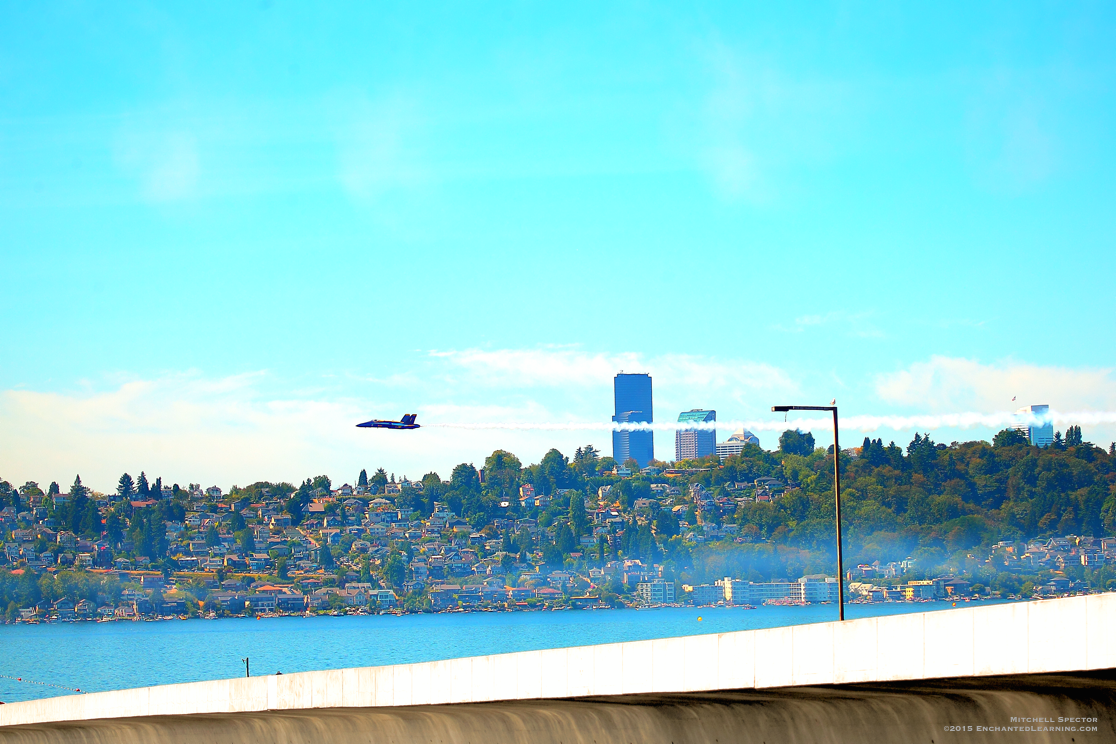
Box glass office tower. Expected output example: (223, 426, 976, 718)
(675, 409, 716, 461)
(1013, 404, 1054, 447)
(612, 373, 654, 468)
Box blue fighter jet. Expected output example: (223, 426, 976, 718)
(356, 413, 420, 430)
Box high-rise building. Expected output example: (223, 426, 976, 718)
(613, 373, 654, 468)
(675, 409, 716, 461)
(715, 428, 761, 459)
(1013, 404, 1053, 447)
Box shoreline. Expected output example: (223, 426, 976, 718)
(0, 591, 1049, 627)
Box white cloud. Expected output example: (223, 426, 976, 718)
(872, 356, 1116, 448)
(0, 350, 803, 490)
(12, 354, 1114, 494)
(0, 368, 621, 493)
(0, 373, 365, 493)
(875, 356, 1116, 413)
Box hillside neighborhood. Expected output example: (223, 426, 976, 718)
(3, 432, 1115, 622)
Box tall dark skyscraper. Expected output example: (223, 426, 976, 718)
(612, 373, 654, 468)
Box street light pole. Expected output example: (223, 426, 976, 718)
(772, 404, 845, 621)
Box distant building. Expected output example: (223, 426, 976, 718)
(686, 583, 724, 605)
(719, 576, 839, 604)
(613, 373, 654, 468)
(675, 409, 716, 461)
(636, 580, 675, 606)
(1013, 404, 1053, 447)
(715, 428, 760, 459)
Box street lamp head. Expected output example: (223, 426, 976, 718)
(772, 406, 791, 412)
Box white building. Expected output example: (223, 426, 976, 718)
(716, 428, 761, 459)
(719, 576, 839, 604)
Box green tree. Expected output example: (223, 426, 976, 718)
(105, 511, 124, 545)
(568, 492, 587, 537)
(383, 553, 405, 588)
(779, 429, 815, 457)
(992, 428, 1029, 447)
(542, 542, 563, 566)
(371, 468, 388, 493)
(655, 509, 680, 538)
(574, 445, 600, 476)
(483, 450, 522, 503)
(236, 529, 254, 555)
(1066, 426, 1084, 447)
(555, 523, 576, 553)
(205, 522, 219, 547)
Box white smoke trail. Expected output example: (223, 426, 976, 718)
(429, 410, 1116, 434)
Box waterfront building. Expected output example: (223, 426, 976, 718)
(715, 428, 761, 459)
(636, 579, 675, 606)
(1013, 404, 1054, 447)
(687, 583, 724, 605)
(612, 373, 654, 468)
(719, 576, 839, 604)
(675, 409, 716, 461)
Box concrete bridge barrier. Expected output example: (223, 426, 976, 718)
(2, 594, 1114, 742)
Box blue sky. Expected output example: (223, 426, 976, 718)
(2, 2, 1115, 491)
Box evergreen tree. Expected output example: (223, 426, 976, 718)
(136, 472, 150, 497)
(358, 469, 369, 489)
(568, 492, 587, 537)
(0, 479, 14, 510)
(117, 473, 135, 499)
(105, 512, 124, 545)
(48, 482, 60, 496)
(371, 468, 388, 493)
(555, 523, 576, 553)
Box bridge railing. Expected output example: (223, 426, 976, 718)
(2, 593, 1114, 728)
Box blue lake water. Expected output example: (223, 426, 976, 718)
(0, 600, 994, 703)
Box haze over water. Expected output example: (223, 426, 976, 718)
(1, 601, 976, 704)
